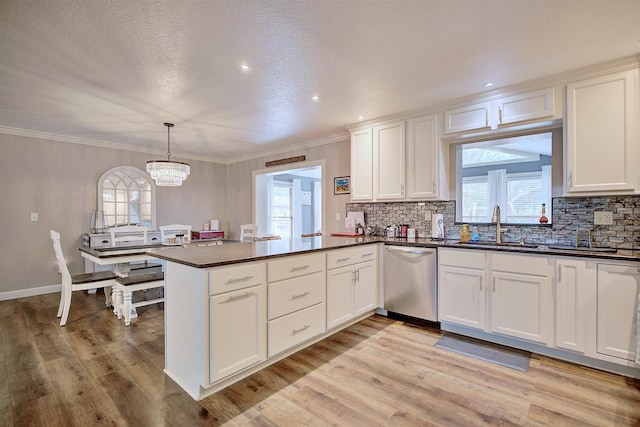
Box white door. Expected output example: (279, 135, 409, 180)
(209, 285, 266, 383)
(406, 114, 438, 199)
(373, 121, 405, 200)
(565, 69, 638, 193)
(554, 259, 587, 353)
(495, 88, 555, 126)
(327, 266, 355, 329)
(444, 101, 491, 134)
(350, 128, 374, 201)
(438, 265, 486, 330)
(596, 263, 640, 361)
(490, 272, 549, 344)
(353, 261, 377, 316)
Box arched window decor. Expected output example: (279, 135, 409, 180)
(98, 166, 156, 228)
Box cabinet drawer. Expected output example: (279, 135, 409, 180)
(268, 271, 325, 320)
(209, 262, 266, 295)
(268, 303, 326, 357)
(267, 252, 325, 283)
(327, 245, 378, 269)
(438, 248, 485, 269)
(491, 253, 548, 276)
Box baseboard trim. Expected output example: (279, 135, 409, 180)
(0, 284, 61, 301)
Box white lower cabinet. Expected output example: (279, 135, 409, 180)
(326, 246, 378, 330)
(439, 249, 551, 345)
(554, 258, 590, 353)
(596, 263, 640, 361)
(266, 254, 327, 358)
(209, 284, 266, 383)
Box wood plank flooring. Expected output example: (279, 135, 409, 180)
(2, 290, 640, 426)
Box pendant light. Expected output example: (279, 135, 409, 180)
(146, 122, 190, 186)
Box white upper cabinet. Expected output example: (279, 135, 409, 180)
(444, 87, 557, 134)
(444, 101, 491, 134)
(406, 114, 449, 200)
(564, 69, 639, 195)
(350, 128, 374, 201)
(495, 88, 555, 125)
(373, 121, 406, 200)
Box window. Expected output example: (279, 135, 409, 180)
(458, 132, 552, 224)
(271, 181, 292, 239)
(98, 166, 156, 228)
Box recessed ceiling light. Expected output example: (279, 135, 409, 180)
(483, 81, 494, 88)
(240, 64, 250, 72)
(357, 115, 364, 120)
(311, 95, 319, 102)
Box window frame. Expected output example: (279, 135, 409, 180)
(98, 166, 156, 229)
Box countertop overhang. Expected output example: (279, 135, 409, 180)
(144, 236, 640, 269)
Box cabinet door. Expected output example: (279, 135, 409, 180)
(444, 102, 491, 134)
(327, 266, 355, 329)
(495, 88, 554, 126)
(596, 263, 640, 361)
(554, 259, 587, 353)
(491, 272, 549, 344)
(406, 114, 438, 199)
(373, 121, 405, 200)
(209, 285, 266, 383)
(350, 128, 374, 201)
(565, 69, 638, 194)
(353, 261, 377, 316)
(438, 265, 486, 330)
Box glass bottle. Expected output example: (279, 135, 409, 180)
(460, 224, 470, 242)
(539, 203, 549, 224)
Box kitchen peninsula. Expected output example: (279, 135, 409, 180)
(149, 236, 640, 400)
(149, 236, 381, 400)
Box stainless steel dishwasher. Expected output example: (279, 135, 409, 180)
(383, 246, 438, 324)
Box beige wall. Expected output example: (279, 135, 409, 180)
(226, 139, 351, 240)
(0, 133, 227, 295)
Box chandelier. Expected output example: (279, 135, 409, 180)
(146, 122, 190, 186)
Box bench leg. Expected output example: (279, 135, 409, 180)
(104, 285, 112, 307)
(113, 287, 123, 318)
(123, 292, 133, 326)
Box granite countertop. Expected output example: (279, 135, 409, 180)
(145, 235, 640, 269)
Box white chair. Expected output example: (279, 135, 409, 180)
(110, 225, 148, 247)
(160, 224, 192, 245)
(50, 230, 118, 326)
(240, 224, 258, 242)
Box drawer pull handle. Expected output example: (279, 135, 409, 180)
(291, 265, 311, 271)
(292, 324, 311, 335)
(336, 257, 351, 262)
(226, 275, 253, 284)
(223, 292, 255, 303)
(361, 253, 374, 257)
(292, 291, 311, 300)
(101, 240, 109, 244)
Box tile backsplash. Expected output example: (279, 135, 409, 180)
(347, 195, 640, 249)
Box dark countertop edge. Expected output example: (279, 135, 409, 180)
(145, 236, 640, 268)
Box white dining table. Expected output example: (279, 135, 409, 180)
(79, 244, 164, 276)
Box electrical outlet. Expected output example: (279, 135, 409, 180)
(424, 210, 431, 221)
(336, 212, 341, 221)
(31, 212, 38, 221)
(594, 211, 613, 225)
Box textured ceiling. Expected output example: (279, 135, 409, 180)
(1, 0, 639, 163)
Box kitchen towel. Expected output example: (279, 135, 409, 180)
(636, 294, 640, 364)
(431, 214, 444, 239)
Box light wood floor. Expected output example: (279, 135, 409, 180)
(2, 290, 640, 426)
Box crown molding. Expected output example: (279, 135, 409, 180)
(346, 54, 640, 132)
(0, 125, 349, 165)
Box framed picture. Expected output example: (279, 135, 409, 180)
(334, 176, 350, 194)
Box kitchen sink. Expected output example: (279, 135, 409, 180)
(455, 241, 540, 249)
(546, 244, 617, 253)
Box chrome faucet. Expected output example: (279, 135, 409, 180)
(492, 205, 506, 244)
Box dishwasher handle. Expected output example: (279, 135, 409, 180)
(385, 246, 434, 255)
